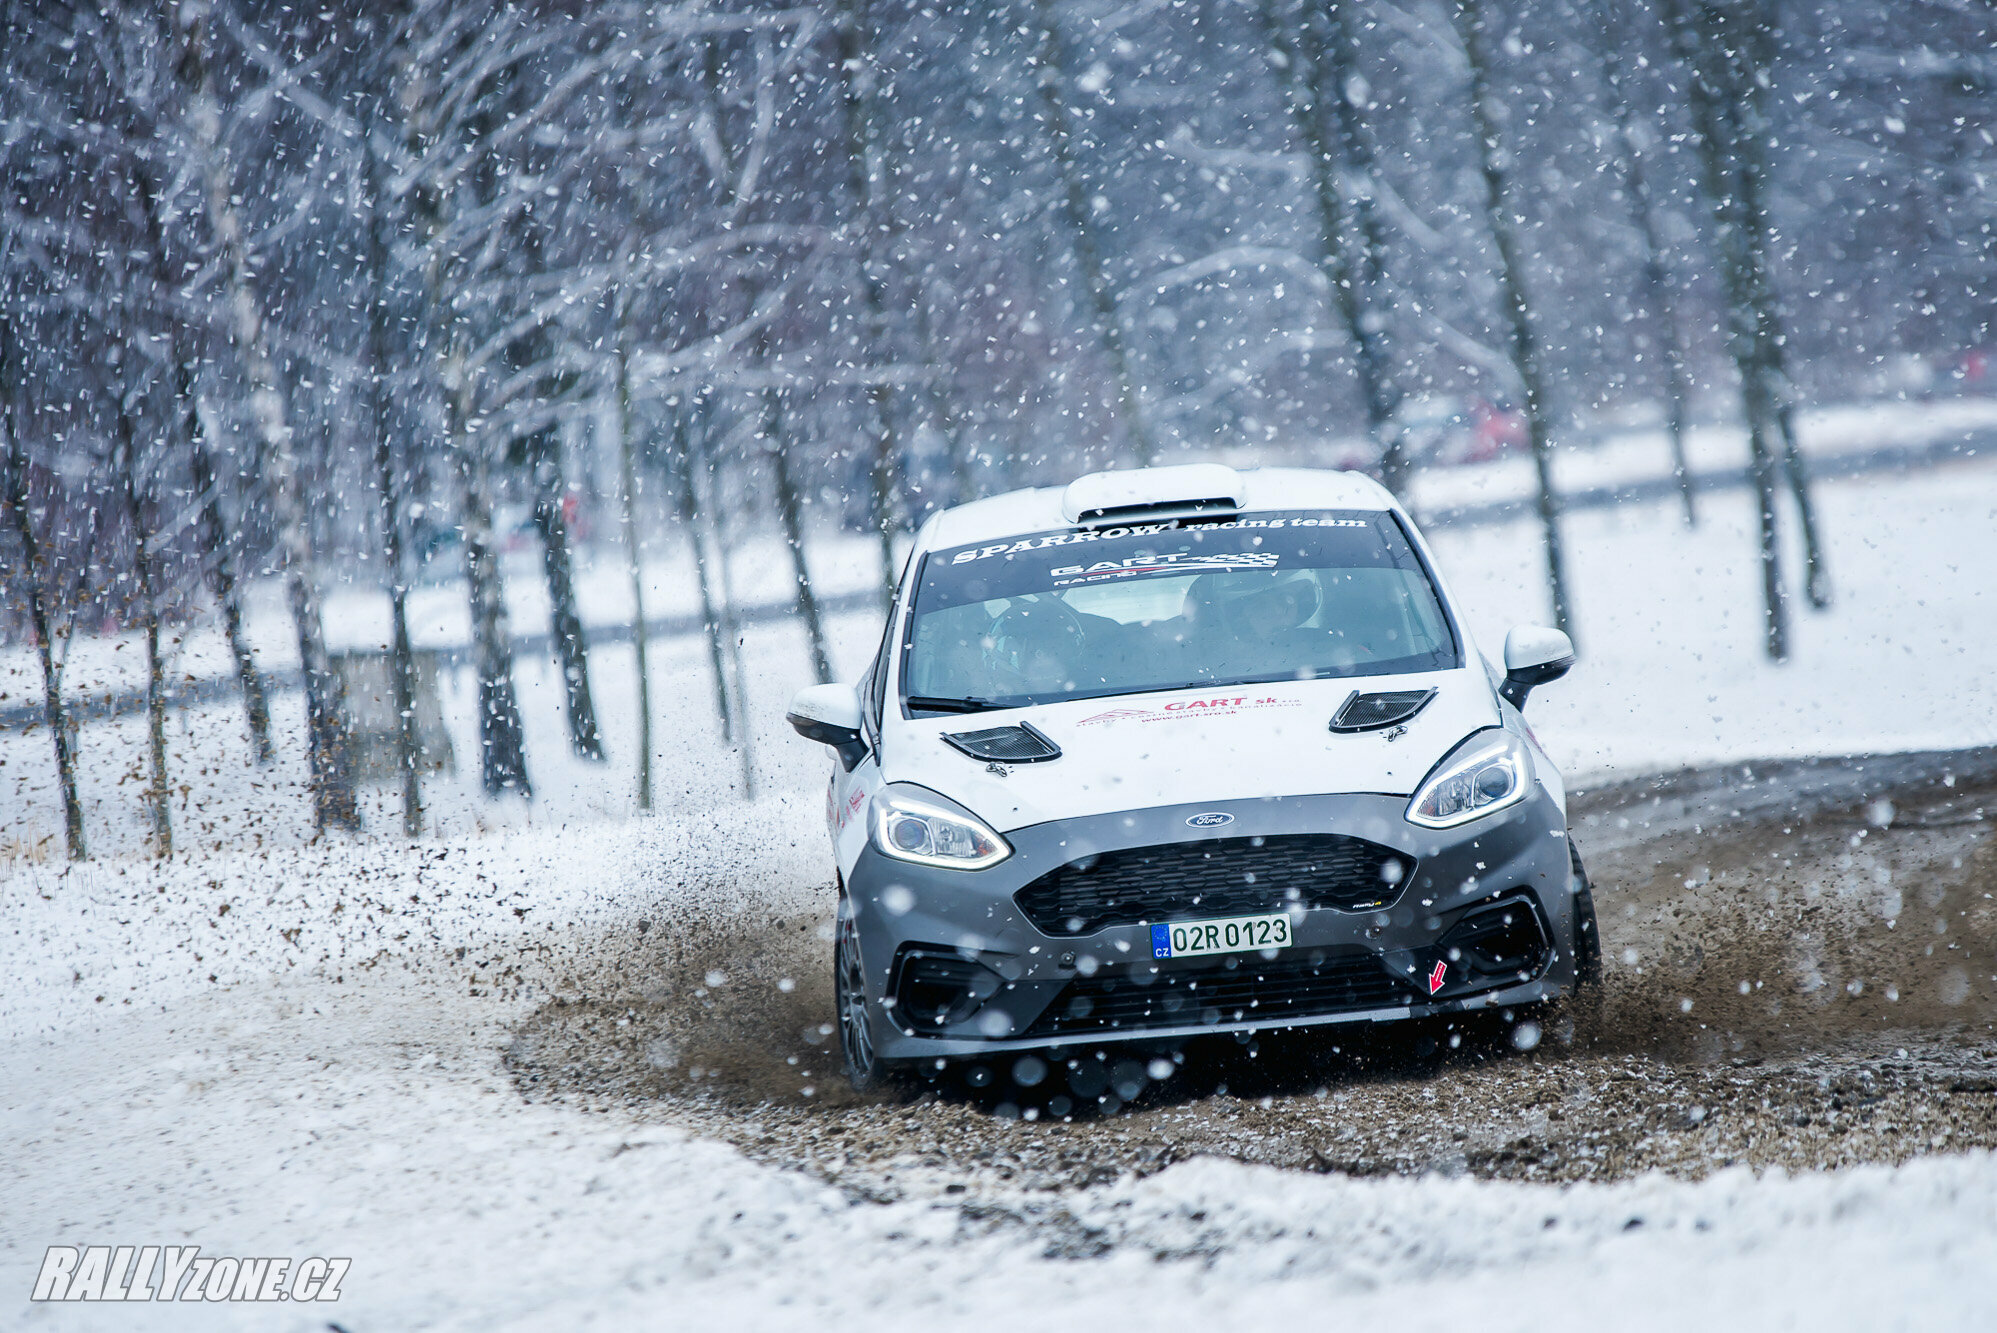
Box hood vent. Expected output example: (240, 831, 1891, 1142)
(1329, 688, 1436, 734)
(943, 722, 1062, 764)
(1059, 463, 1247, 527)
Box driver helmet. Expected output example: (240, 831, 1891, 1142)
(985, 598, 1087, 692)
(1188, 570, 1320, 637)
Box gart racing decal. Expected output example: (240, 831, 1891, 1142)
(1049, 550, 1278, 587)
(1076, 694, 1306, 726)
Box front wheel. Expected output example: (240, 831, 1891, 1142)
(834, 907, 898, 1095)
(1553, 840, 1605, 1044)
(1569, 840, 1603, 990)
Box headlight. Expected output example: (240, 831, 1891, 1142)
(1406, 729, 1532, 829)
(869, 788, 1011, 869)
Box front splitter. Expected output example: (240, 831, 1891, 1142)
(874, 975, 1561, 1061)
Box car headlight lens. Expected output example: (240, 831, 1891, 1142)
(870, 789, 1011, 869)
(1406, 728, 1533, 829)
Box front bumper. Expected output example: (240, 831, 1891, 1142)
(844, 785, 1581, 1062)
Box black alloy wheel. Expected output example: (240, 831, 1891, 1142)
(835, 906, 892, 1093)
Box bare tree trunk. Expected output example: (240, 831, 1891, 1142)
(612, 325, 652, 811)
(709, 477, 758, 802)
(8, 539, 88, 860)
(1644, 239, 1699, 529)
(141, 602, 170, 853)
(398, 44, 531, 802)
(171, 2, 360, 826)
(1032, 0, 1155, 468)
(831, 0, 914, 608)
(1321, 2, 1412, 496)
(529, 425, 605, 758)
(1, 321, 86, 861)
(1737, 354, 1792, 660)
(1667, 0, 1790, 659)
(763, 386, 833, 683)
(673, 399, 735, 745)
(183, 387, 273, 765)
(379, 453, 423, 834)
(1453, 0, 1574, 637)
(1264, 0, 1410, 497)
(864, 400, 902, 614)
(131, 158, 274, 761)
(448, 358, 531, 798)
(508, 204, 606, 757)
(1726, 6, 1830, 609)
(112, 408, 172, 857)
(1593, 2, 1699, 527)
(1773, 400, 1830, 607)
(1630, 181, 1699, 527)
(364, 148, 423, 835)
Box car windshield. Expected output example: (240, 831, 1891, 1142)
(901, 510, 1459, 713)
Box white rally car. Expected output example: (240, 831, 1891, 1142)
(788, 463, 1597, 1095)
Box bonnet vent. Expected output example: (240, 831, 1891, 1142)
(943, 722, 1062, 764)
(1329, 688, 1436, 734)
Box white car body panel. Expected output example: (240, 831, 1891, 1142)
(877, 667, 1500, 835)
(821, 463, 1558, 870)
(830, 751, 884, 876)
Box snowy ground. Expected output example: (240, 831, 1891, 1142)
(4, 789, 1995, 1330)
(1439, 455, 1997, 775)
(4, 436, 1997, 1327)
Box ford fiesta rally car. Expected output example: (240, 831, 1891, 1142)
(788, 463, 1599, 1095)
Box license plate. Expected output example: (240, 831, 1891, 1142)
(1150, 912, 1292, 959)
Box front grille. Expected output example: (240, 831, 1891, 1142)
(1015, 834, 1412, 936)
(1025, 951, 1412, 1037)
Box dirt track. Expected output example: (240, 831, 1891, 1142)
(506, 748, 1997, 1194)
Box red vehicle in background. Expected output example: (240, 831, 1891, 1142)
(1466, 396, 1528, 462)
(1391, 393, 1528, 469)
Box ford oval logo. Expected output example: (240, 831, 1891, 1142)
(1186, 812, 1235, 829)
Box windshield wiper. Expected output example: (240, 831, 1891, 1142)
(905, 695, 1004, 714)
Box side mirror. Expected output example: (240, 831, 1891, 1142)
(1500, 625, 1575, 712)
(787, 683, 868, 770)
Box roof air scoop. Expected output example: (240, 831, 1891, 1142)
(943, 722, 1063, 764)
(1329, 688, 1437, 734)
(1060, 463, 1247, 527)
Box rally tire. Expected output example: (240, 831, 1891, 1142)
(834, 904, 899, 1095)
(1569, 839, 1603, 990)
(1551, 838, 1605, 1045)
